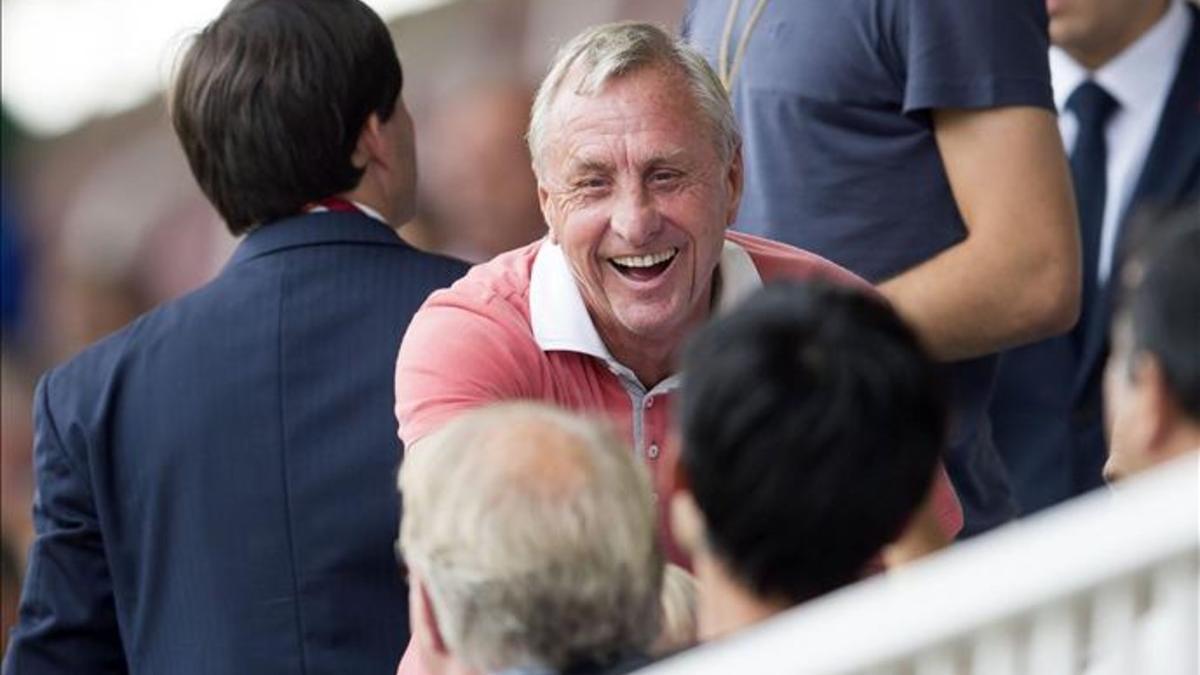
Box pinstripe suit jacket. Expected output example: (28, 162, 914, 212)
(4, 211, 468, 674)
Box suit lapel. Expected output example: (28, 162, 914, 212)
(1073, 4, 1200, 397)
(1122, 3, 1200, 220)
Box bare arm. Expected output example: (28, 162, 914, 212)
(879, 106, 1080, 362)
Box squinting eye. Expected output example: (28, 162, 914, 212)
(575, 178, 609, 193)
(650, 171, 680, 183)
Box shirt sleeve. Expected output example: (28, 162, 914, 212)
(3, 374, 127, 673)
(896, 0, 1054, 114)
(394, 291, 539, 448)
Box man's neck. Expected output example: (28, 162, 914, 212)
(692, 551, 790, 641)
(1065, 0, 1170, 70)
(341, 190, 394, 227)
(603, 337, 678, 390)
(597, 272, 721, 389)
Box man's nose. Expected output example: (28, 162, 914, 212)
(610, 185, 662, 247)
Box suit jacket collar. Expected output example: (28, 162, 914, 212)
(227, 210, 406, 267)
(1122, 2, 1200, 223)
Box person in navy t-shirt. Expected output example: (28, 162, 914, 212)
(684, 0, 1082, 536)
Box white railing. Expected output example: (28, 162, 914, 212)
(640, 453, 1199, 675)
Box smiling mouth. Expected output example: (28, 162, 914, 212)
(609, 248, 678, 282)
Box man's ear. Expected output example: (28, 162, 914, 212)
(669, 489, 706, 558)
(1139, 354, 1179, 458)
(413, 574, 450, 657)
(537, 181, 558, 244)
(352, 112, 386, 171)
(724, 143, 744, 228)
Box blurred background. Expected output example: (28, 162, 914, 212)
(0, 0, 686, 649)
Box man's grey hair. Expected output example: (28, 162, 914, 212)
(398, 403, 663, 672)
(527, 21, 740, 173)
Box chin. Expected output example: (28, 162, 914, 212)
(1048, 22, 1070, 47)
(617, 318, 679, 341)
(1102, 453, 1133, 484)
(614, 301, 689, 337)
(1048, 17, 1090, 51)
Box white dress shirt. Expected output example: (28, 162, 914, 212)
(307, 199, 388, 224)
(1049, 0, 1192, 283)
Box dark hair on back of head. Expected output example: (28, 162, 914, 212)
(1116, 205, 1200, 419)
(170, 0, 402, 234)
(679, 281, 946, 604)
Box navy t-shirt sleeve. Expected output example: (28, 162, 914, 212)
(896, 0, 1054, 114)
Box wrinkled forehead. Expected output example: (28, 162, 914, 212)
(538, 65, 717, 170)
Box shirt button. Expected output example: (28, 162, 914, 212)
(645, 396, 654, 409)
(647, 443, 660, 460)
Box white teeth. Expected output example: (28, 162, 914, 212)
(610, 249, 677, 268)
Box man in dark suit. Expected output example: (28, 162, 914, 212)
(3, 1, 468, 673)
(991, 0, 1200, 513)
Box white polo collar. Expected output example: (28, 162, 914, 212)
(528, 237, 763, 364)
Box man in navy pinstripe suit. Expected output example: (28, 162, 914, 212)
(3, 1, 468, 673)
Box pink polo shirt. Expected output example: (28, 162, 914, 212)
(392, 231, 963, 675)
(394, 230, 962, 536)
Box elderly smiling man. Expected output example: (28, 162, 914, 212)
(394, 22, 962, 567)
(398, 403, 662, 675)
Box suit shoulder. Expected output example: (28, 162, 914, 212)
(37, 316, 144, 464)
(39, 274, 236, 418)
(391, 245, 471, 281)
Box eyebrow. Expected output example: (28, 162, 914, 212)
(567, 158, 614, 176)
(566, 148, 691, 176)
(646, 149, 689, 165)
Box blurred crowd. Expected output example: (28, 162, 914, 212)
(1, 0, 1197, 672)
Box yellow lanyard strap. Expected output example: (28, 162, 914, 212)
(717, 0, 770, 92)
